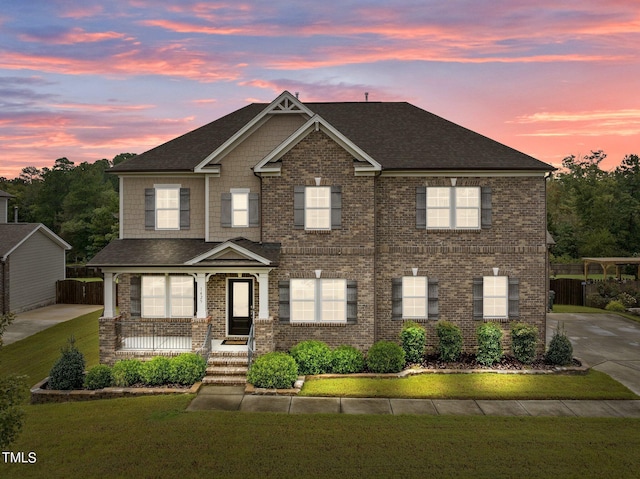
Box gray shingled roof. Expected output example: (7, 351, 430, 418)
(88, 238, 280, 267)
(0, 190, 15, 198)
(110, 101, 552, 173)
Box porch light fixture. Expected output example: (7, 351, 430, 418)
(493, 267, 500, 276)
(315, 269, 322, 278)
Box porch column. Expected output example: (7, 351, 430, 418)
(103, 272, 115, 318)
(196, 273, 207, 319)
(258, 272, 269, 320)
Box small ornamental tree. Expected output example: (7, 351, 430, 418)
(0, 313, 27, 449)
(48, 336, 86, 390)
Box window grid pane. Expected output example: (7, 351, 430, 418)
(426, 187, 450, 228)
(142, 276, 166, 317)
(156, 188, 180, 229)
(170, 276, 194, 317)
(402, 277, 427, 318)
(455, 187, 480, 228)
(305, 187, 331, 230)
(232, 193, 249, 227)
(291, 279, 316, 322)
(483, 276, 508, 318)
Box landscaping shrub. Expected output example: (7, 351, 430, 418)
(247, 352, 298, 389)
(48, 336, 86, 390)
(169, 353, 207, 385)
(511, 323, 538, 364)
(330, 345, 365, 374)
(84, 365, 113, 390)
(476, 322, 503, 366)
(112, 359, 143, 387)
(140, 356, 171, 386)
(586, 293, 609, 309)
(436, 321, 462, 362)
(605, 300, 626, 312)
(545, 326, 573, 366)
(366, 341, 405, 373)
(289, 340, 332, 375)
(617, 292, 637, 308)
(400, 321, 426, 364)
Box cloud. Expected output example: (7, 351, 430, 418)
(19, 27, 129, 45)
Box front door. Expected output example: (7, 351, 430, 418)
(228, 279, 253, 336)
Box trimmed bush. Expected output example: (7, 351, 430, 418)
(586, 293, 608, 309)
(511, 323, 538, 364)
(436, 321, 462, 362)
(48, 336, 86, 390)
(84, 365, 113, 390)
(169, 353, 207, 385)
(545, 327, 573, 366)
(605, 300, 626, 312)
(140, 356, 171, 386)
(400, 321, 426, 364)
(477, 322, 503, 366)
(289, 340, 332, 375)
(330, 345, 365, 374)
(366, 341, 405, 373)
(112, 359, 143, 387)
(247, 352, 298, 389)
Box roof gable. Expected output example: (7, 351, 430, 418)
(0, 224, 71, 261)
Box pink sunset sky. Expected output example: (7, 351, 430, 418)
(1, 0, 639, 178)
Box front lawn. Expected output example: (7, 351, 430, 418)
(299, 370, 637, 399)
(2, 395, 640, 478)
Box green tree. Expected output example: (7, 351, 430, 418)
(0, 313, 27, 449)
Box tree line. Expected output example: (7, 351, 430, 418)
(1, 150, 639, 264)
(0, 154, 135, 264)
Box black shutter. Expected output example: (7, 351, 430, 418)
(481, 186, 492, 229)
(331, 185, 342, 229)
(180, 188, 190, 229)
(130, 275, 141, 318)
(293, 186, 305, 229)
(508, 277, 520, 318)
(347, 280, 357, 323)
(221, 193, 232, 227)
(249, 193, 260, 227)
(392, 278, 403, 319)
(416, 187, 426, 229)
(428, 278, 439, 320)
(145, 188, 155, 230)
(473, 277, 484, 320)
(279, 281, 290, 323)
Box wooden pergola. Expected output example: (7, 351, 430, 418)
(582, 257, 640, 281)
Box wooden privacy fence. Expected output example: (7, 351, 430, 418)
(56, 280, 104, 305)
(550, 278, 584, 306)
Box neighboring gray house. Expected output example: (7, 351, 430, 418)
(0, 190, 71, 314)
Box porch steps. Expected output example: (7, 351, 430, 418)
(203, 350, 249, 386)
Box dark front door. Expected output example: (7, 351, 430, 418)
(228, 279, 253, 336)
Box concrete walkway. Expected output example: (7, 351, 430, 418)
(188, 312, 640, 417)
(187, 385, 640, 417)
(2, 304, 103, 345)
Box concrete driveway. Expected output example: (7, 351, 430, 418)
(2, 304, 103, 346)
(548, 312, 640, 395)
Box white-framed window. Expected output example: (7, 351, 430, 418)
(231, 190, 249, 227)
(402, 277, 428, 318)
(141, 275, 194, 318)
(483, 276, 508, 319)
(155, 186, 180, 230)
(426, 186, 480, 229)
(305, 186, 331, 230)
(290, 278, 346, 322)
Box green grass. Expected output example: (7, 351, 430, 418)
(552, 274, 635, 280)
(553, 304, 640, 323)
(0, 310, 100, 389)
(2, 395, 640, 478)
(299, 370, 637, 400)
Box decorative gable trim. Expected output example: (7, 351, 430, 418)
(185, 241, 272, 266)
(254, 114, 382, 176)
(194, 91, 313, 173)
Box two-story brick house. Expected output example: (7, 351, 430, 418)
(89, 91, 553, 372)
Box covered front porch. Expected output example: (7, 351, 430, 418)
(93, 238, 280, 365)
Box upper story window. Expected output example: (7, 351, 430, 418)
(156, 186, 180, 229)
(294, 185, 342, 230)
(145, 186, 190, 230)
(221, 190, 259, 228)
(417, 186, 491, 230)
